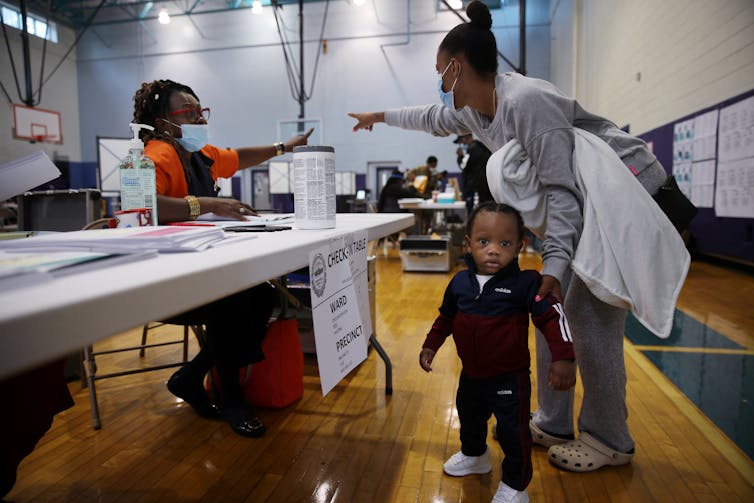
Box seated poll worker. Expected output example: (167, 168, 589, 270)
(132, 79, 312, 437)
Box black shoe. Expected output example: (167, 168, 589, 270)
(228, 416, 266, 438)
(167, 370, 222, 419)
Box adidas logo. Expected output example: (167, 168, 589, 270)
(494, 287, 512, 293)
(497, 389, 513, 395)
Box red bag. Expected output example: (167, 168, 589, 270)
(207, 317, 303, 408)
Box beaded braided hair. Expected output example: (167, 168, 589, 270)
(132, 79, 200, 143)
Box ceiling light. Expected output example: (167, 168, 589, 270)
(448, 0, 463, 9)
(251, 0, 263, 14)
(352, 0, 366, 6)
(158, 8, 170, 24)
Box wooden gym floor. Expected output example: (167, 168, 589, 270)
(6, 249, 754, 502)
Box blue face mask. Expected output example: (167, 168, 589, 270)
(437, 60, 460, 110)
(176, 124, 209, 152)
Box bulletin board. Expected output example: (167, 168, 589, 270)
(639, 88, 754, 264)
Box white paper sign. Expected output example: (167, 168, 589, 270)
(308, 230, 370, 396)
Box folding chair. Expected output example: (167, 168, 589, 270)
(83, 323, 206, 429)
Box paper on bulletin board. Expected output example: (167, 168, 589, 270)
(718, 95, 754, 162)
(672, 110, 719, 207)
(715, 157, 754, 218)
(690, 160, 715, 208)
(716, 96, 754, 218)
(308, 230, 371, 396)
(673, 119, 694, 164)
(692, 110, 719, 161)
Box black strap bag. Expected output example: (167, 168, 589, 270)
(652, 175, 698, 232)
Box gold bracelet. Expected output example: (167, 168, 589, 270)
(184, 195, 200, 220)
(274, 142, 285, 156)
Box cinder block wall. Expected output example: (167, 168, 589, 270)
(550, 0, 754, 134)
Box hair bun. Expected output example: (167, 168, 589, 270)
(466, 0, 492, 30)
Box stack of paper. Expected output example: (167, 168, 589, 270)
(0, 226, 231, 254)
(0, 151, 61, 200)
(0, 249, 157, 289)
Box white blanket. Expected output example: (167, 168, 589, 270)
(486, 129, 689, 338)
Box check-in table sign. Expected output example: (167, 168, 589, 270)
(308, 230, 371, 396)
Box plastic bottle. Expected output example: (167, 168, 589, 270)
(119, 123, 158, 225)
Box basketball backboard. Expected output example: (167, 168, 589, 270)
(13, 104, 63, 144)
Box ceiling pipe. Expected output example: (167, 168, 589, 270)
(519, 0, 525, 75)
(18, 0, 35, 105)
(298, 0, 304, 122)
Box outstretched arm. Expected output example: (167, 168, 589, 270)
(350, 106, 469, 137)
(235, 128, 314, 168)
(348, 112, 385, 132)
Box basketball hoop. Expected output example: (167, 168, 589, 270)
(12, 104, 63, 144)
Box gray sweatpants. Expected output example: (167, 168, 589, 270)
(532, 160, 666, 454)
(532, 274, 632, 453)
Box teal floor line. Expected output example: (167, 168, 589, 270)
(625, 310, 743, 349)
(625, 311, 753, 461)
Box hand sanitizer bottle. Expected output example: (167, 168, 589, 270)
(119, 123, 158, 225)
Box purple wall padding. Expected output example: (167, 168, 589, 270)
(638, 88, 754, 264)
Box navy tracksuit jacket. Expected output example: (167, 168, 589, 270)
(423, 256, 574, 491)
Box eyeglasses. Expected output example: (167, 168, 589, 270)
(167, 106, 211, 122)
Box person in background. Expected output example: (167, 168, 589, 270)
(132, 79, 312, 438)
(406, 155, 440, 197)
(378, 169, 419, 213)
(436, 170, 449, 192)
(349, 0, 670, 475)
(376, 169, 418, 247)
(405, 156, 441, 233)
(419, 202, 575, 503)
(455, 133, 493, 213)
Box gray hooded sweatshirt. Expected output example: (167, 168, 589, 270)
(384, 72, 665, 284)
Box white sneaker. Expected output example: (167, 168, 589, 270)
(491, 481, 529, 503)
(443, 448, 492, 476)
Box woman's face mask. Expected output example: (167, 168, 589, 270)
(176, 124, 209, 152)
(437, 59, 460, 110)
